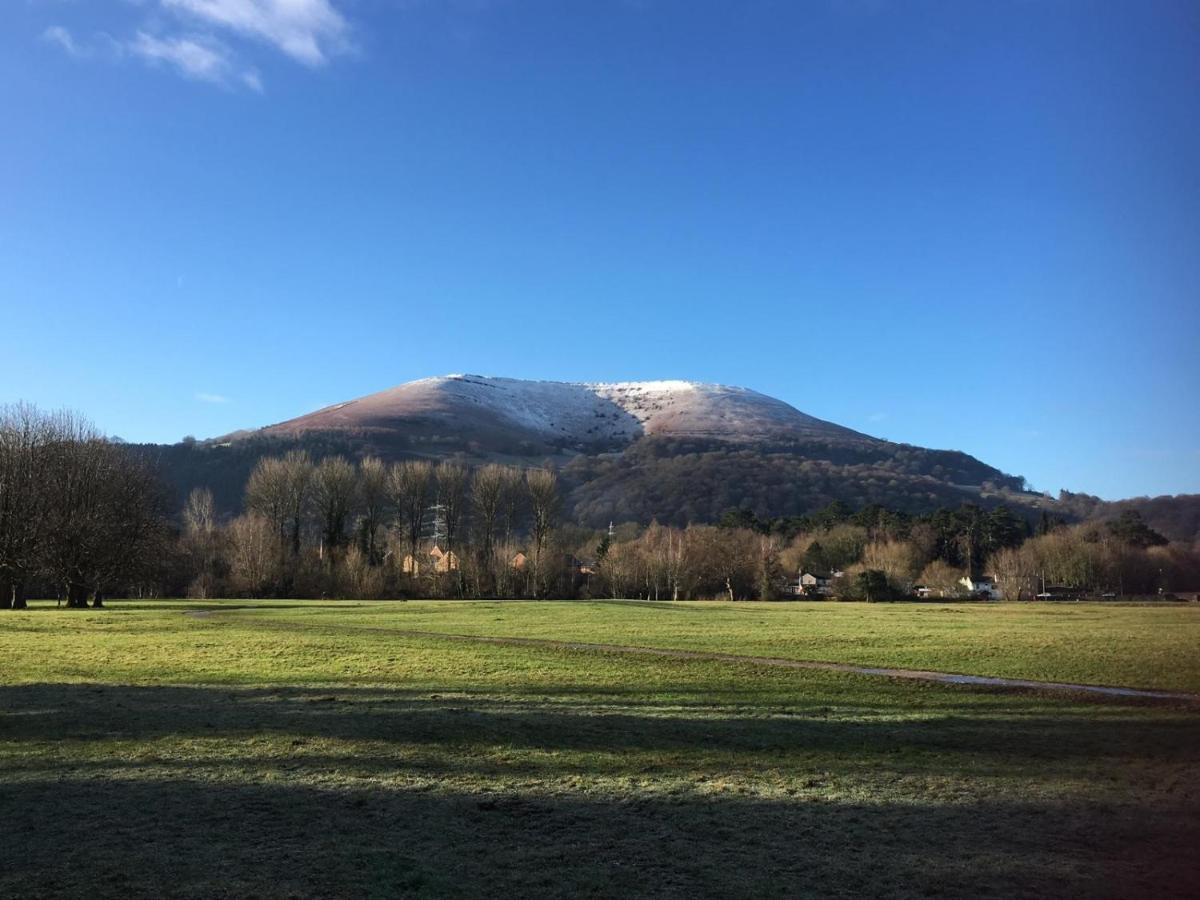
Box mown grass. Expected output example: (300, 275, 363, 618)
(2, 599, 1198, 898)
(24, 598, 1189, 691)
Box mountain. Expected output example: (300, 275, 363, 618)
(145, 374, 1037, 526)
(255, 375, 873, 452)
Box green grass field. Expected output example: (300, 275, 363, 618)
(3, 600, 1199, 898)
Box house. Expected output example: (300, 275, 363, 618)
(402, 545, 459, 575)
(565, 556, 598, 578)
(799, 571, 833, 597)
(429, 545, 460, 573)
(564, 554, 593, 574)
(914, 585, 933, 599)
(959, 575, 1002, 600)
(510, 551, 528, 571)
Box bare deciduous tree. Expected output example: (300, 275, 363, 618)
(499, 465, 524, 546)
(435, 461, 470, 595)
(40, 422, 167, 608)
(312, 455, 358, 563)
(183, 487, 222, 599)
(0, 404, 56, 609)
(436, 461, 469, 555)
(916, 559, 966, 598)
(470, 464, 508, 594)
(526, 468, 560, 599)
(861, 540, 920, 594)
(388, 460, 434, 580)
(245, 450, 312, 590)
(471, 465, 505, 555)
(598, 538, 640, 599)
(183, 486, 216, 536)
(756, 533, 784, 601)
(245, 456, 290, 547)
(356, 456, 389, 565)
(282, 450, 314, 557)
(227, 513, 279, 597)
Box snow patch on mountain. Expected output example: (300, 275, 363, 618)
(258, 374, 873, 447)
(426, 375, 864, 442)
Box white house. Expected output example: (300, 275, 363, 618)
(959, 575, 1002, 600)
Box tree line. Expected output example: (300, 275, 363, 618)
(475, 501, 1195, 603)
(3, 403, 1198, 605)
(128, 452, 1200, 602)
(180, 451, 568, 600)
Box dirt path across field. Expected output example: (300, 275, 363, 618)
(180, 605, 1200, 704)
(389, 630, 1200, 704)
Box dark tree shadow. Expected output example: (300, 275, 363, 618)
(2, 775, 1197, 899)
(2, 683, 1198, 898)
(1, 683, 1196, 769)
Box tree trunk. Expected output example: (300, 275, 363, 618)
(91, 590, 104, 608)
(11, 581, 27, 610)
(0, 580, 11, 610)
(66, 582, 90, 609)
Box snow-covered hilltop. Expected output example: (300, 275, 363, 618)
(194, 374, 1026, 526)
(259, 374, 871, 449)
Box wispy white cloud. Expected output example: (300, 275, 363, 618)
(162, 0, 349, 66)
(131, 30, 236, 84)
(39, 0, 354, 91)
(42, 25, 128, 64)
(196, 392, 232, 404)
(42, 25, 87, 58)
(241, 67, 263, 92)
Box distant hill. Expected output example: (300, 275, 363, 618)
(254, 374, 874, 450)
(142, 374, 1046, 527)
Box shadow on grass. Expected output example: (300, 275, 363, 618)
(3, 683, 1199, 898)
(2, 683, 1197, 767)
(2, 771, 1197, 899)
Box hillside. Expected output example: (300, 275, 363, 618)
(1054, 491, 1200, 545)
(147, 374, 1037, 526)
(255, 375, 873, 452)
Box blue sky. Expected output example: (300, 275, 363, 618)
(2, 0, 1197, 500)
